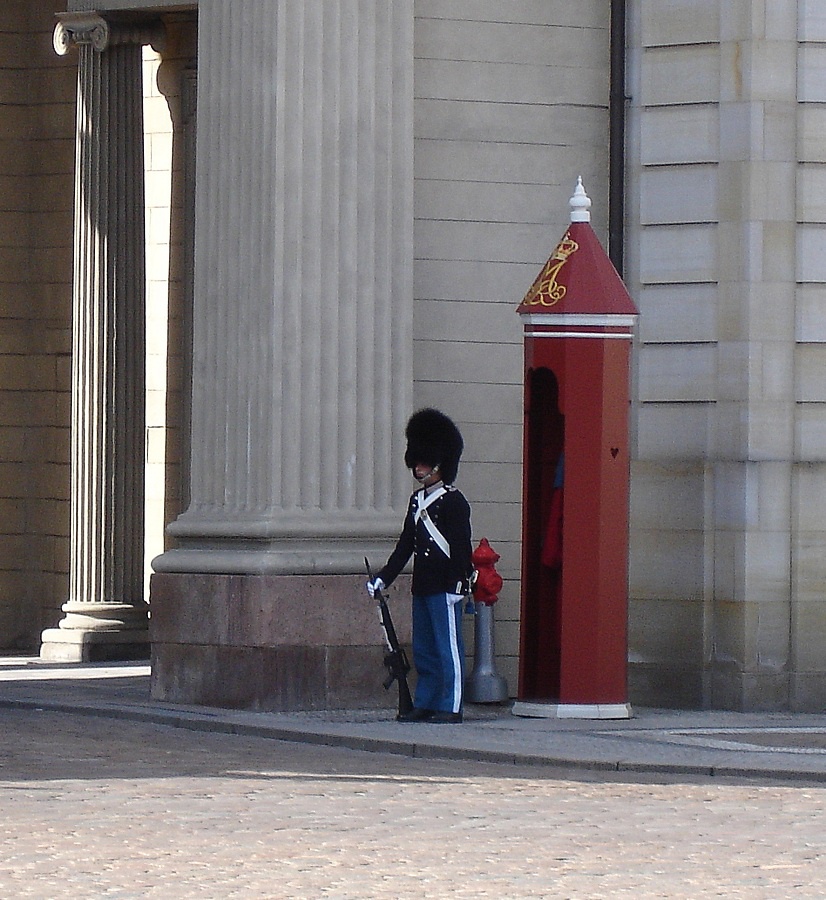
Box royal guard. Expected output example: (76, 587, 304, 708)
(367, 409, 473, 723)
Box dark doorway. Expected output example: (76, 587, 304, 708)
(518, 366, 565, 700)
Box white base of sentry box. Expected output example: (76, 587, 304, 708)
(511, 701, 633, 720)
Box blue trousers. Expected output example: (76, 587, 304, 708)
(412, 592, 464, 714)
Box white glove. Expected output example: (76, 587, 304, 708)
(366, 577, 385, 598)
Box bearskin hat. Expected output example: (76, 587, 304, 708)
(404, 407, 464, 484)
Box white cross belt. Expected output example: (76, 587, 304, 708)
(414, 486, 450, 558)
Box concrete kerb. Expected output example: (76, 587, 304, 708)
(7, 690, 826, 782)
(4, 660, 826, 783)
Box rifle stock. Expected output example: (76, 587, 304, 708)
(365, 558, 414, 716)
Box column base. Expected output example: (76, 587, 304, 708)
(149, 572, 412, 712)
(39, 602, 150, 663)
(511, 700, 633, 720)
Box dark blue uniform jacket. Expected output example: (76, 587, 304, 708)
(379, 485, 472, 597)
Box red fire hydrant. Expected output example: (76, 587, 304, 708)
(472, 537, 504, 604)
(464, 538, 509, 703)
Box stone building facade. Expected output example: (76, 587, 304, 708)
(2, 0, 826, 711)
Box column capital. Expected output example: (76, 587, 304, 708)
(54, 11, 166, 56)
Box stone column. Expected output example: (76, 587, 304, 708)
(150, 0, 415, 710)
(154, 0, 414, 573)
(40, 13, 164, 662)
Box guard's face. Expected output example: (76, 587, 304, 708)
(413, 462, 441, 486)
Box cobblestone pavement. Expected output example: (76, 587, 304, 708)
(2, 707, 825, 899)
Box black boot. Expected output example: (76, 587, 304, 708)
(396, 707, 433, 722)
(428, 710, 463, 724)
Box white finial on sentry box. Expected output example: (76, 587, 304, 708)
(570, 176, 591, 223)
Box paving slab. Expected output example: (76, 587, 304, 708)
(5, 702, 826, 898)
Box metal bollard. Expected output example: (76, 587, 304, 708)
(464, 538, 509, 703)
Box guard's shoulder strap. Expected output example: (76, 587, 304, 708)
(415, 485, 446, 512)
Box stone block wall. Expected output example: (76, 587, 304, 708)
(412, 1, 610, 692)
(792, 5, 826, 710)
(625, 0, 826, 710)
(0, 1, 74, 651)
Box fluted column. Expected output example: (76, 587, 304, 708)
(41, 13, 164, 661)
(155, 0, 414, 574)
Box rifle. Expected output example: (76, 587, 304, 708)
(365, 557, 414, 717)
